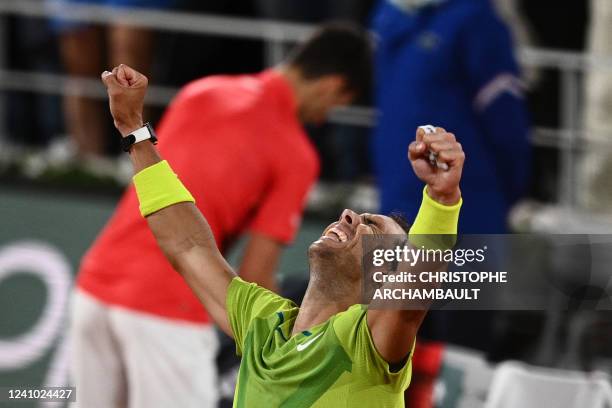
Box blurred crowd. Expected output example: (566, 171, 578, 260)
(0, 1, 588, 195)
(6, 0, 612, 217)
(5, 1, 610, 208)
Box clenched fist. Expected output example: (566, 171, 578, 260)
(408, 126, 464, 205)
(101, 64, 148, 137)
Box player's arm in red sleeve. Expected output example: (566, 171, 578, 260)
(367, 127, 464, 365)
(239, 235, 283, 292)
(240, 154, 319, 292)
(101, 65, 235, 336)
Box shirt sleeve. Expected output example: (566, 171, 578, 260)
(248, 156, 319, 244)
(226, 277, 295, 356)
(333, 305, 413, 393)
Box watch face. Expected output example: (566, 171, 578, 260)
(145, 123, 159, 144)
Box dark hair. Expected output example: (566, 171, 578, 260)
(286, 22, 373, 100)
(389, 212, 412, 234)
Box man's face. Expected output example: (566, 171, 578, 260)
(308, 209, 406, 280)
(300, 76, 355, 125)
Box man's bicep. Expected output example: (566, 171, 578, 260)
(367, 309, 426, 364)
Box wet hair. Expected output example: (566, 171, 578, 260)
(389, 212, 411, 234)
(286, 22, 373, 99)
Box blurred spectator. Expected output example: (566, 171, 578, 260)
(51, 0, 174, 159)
(70, 24, 372, 408)
(255, 0, 376, 186)
(5, 15, 62, 147)
(579, 0, 612, 212)
(371, 0, 531, 233)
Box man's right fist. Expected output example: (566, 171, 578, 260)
(408, 126, 464, 206)
(101, 64, 148, 137)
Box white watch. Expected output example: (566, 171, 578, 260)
(121, 123, 158, 152)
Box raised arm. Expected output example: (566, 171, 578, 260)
(101, 65, 235, 335)
(367, 127, 464, 365)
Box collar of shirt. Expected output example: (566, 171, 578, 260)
(258, 69, 299, 120)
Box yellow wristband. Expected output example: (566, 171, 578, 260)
(133, 160, 195, 217)
(409, 186, 462, 248)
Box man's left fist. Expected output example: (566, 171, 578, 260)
(101, 64, 148, 137)
(408, 126, 464, 205)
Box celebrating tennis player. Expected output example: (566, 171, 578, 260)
(99, 63, 464, 407)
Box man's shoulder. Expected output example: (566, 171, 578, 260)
(267, 126, 320, 177)
(175, 73, 261, 108)
(332, 304, 368, 334)
(228, 278, 298, 314)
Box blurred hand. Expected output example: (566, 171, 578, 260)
(408, 127, 464, 205)
(100, 64, 148, 137)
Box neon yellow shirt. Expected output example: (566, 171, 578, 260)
(227, 278, 412, 408)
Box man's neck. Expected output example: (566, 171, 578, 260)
(291, 275, 361, 336)
(275, 65, 307, 121)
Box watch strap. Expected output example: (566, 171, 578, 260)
(121, 123, 158, 152)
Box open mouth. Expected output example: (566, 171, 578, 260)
(326, 227, 347, 243)
(320, 224, 353, 246)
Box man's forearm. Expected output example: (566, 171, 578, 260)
(368, 126, 465, 365)
(128, 140, 235, 334)
(126, 141, 212, 262)
(127, 141, 227, 274)
(371, 186, 460, 309)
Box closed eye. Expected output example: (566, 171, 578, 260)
(362, 215, 381, 235)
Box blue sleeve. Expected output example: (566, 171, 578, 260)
(460, 7, 532, 204)
(479, 93, 531, 204)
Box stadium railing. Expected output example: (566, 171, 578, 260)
(1, 0, 612, 211)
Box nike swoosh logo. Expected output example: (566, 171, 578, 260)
(296, 333, 324, 352)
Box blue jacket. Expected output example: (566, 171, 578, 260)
(371, 0, 531, 233)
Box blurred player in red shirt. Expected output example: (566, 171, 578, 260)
(70, 24, 372, 408)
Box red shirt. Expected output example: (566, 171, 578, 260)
(78, 70, 319, 323)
